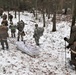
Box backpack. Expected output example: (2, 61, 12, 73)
(10, 25, 16, 33)
(17, 21, 24, 31)
(37, 27, 44, 36)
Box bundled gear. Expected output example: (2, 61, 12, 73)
(33, 24, 44, 46)
(0, 25, 9, 50)
(64, 25, 76, 69)
(17, 20, 25, 41)
(9, 22, 17, 38)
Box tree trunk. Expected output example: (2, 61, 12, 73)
(35, 0, 38, 19)
(70, 0, 76, 35)
(52, 11, 56, 32)
(15, 10, 17, 18)
(47, 9, 50, 19)
(8, 9, 9, 20)
(42, 10, 45, 27)
(18, 11, 20, 21)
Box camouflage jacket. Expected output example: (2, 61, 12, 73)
(33, 27, 44, 38)
(9, 25, 16, 33)
(0, 26, 8, 40)
(66, 26, 76, 51)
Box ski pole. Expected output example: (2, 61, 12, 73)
(65, 41, 67, 68)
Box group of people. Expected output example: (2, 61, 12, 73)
(0, 13, 44, 50)
(0, 13, 25, 50)
(1, 12, 76, 70)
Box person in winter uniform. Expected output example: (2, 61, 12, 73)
(64, 25, 76, 69)
(33, 24, 44, 46)
(1, 14, 8, 26)
(17, 20, 25, 41)
(8, 13, 13, 22)
(1, 19, 8, 26)
(0, 24, 9, 50)
(9, 22, 16, 38)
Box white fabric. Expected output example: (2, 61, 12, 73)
(16, 42, 39, 56)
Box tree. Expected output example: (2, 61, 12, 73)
(52, 0, 57, 32)
(70, 0, 76, 35)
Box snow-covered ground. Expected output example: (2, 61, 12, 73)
(0, 11, 76, 75)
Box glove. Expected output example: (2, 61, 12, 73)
(66, 44, 71, 49)
(64, 37, 67, 41)
(66, 45, 70, 49)
(33, 35, 35, 38)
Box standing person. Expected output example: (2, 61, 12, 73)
(0, 25, 9, 50)
(64, 25, 76, 69)
(17, 20, 25, 41)
(8, 13, 13, 23)
(9, 22, 16, 38)
(33, 24, 44, 46)
(1, 13, 8, 26)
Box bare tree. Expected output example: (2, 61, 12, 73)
(70, 0, 76, 35)
(52, 0, 57, 32)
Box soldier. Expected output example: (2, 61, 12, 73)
(1, 19, 8, 26)
(0, 24, 9, 50)
(9, 22, 16, 38)
(17, 20, 25, 41)
(33, 24, 44, 46)
(64, 25, 76, 69)
(1, 13, 8, 26)
(8, 13, 13, 22)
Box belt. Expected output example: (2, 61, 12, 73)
(71, 50, 76, 54)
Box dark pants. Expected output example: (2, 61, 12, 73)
(1, 39, 9, 49)
(34, 36, 40, 45)
(10, 19, 12, 22)
(70, 51, 76, 66)
(11, 33, 15, 38)
(17, 31, 23, 41)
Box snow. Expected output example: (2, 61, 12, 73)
(0, 11, 76, 75)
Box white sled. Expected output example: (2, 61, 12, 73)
(16, 42, 40, 57)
